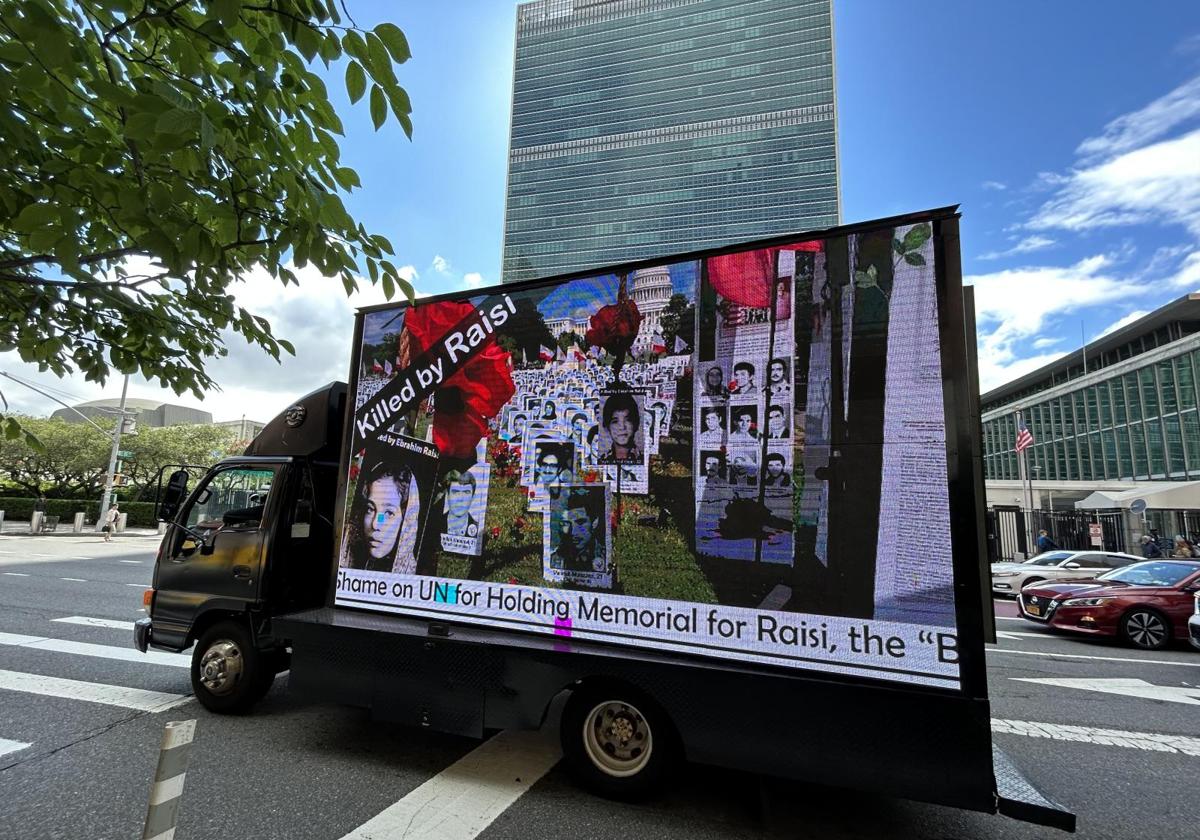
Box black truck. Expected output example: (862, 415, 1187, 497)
(135, 208, 1074, 830)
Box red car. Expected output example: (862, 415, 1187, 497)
(1018, 560, 1200, 650)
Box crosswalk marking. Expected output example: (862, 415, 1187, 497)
(53, 616, 133, 631)
(60, 578, 87, 582)
(0, 737, 31, 758)
(126, 583, 150, 588)
(990, 648, 1200, 669)
(0, 669, 189, 712)
(993, 718, 1200, 756)
(3, 572, 29, 577)
(338, 729, 561, 840)
(0, 631, 189, 668)
(119, 560, 141, 564)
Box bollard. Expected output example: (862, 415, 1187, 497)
(29, 511, 42, 534)
(157, 521, 168, 535)
(73, 512, 85, 533)
(142, 719, 196, 840)
(0, 510, 5, 533)
(117, 512, 129, 533)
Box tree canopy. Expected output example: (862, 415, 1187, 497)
(0, 414, 237, 498)
(0, 1, 414, 440)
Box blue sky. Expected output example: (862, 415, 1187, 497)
(6, 1, 1200, 421)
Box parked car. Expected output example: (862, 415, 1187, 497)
(1018, 560, 1200, 650)
(990, 550, 1142, 597)
(1188, 592, 1200, 652)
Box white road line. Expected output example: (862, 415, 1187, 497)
(0, 737, 31, 758)
(995, 616, 1025, 622)
(3, 572, 29, 577)
(53, 616, 132, 631)
(0, 631, 189, 668)
(992, 718, 1200, 756)
(989, 647, 1200, 669)
(126, 583, 150, 588)
(0, 669, 189, 712)
(119, 560, 141, 564)
(60, 577, 87, 582)
(338, 729, 561, 840)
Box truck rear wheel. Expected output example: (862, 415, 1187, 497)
(191, 620, 273, 713)
(560, 684, 674, 798)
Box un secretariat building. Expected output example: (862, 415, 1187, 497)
(502, 0, 840, 283)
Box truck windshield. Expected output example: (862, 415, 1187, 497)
(187, 467, 278, 532)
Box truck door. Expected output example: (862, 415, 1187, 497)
(154, 464, 281, 646)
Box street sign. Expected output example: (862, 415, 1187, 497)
(1129, 498, 1147, 514)
(117, 450, 133, 459)
(1088, 522, 1103, 547)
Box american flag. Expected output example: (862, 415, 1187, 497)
(1015, 417, 1034, 453)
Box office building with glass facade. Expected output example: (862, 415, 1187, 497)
(981, 294, 1200, 487)
(502, 0, 839, 283)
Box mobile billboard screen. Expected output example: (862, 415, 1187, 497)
(334, 212, 965, 688)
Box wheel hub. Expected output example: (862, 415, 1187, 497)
(583, 700, 652, 777)
(198, 639, 243, 695)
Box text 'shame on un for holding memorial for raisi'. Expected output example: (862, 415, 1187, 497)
(333, 216, 962, 689)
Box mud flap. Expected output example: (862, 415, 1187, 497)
(994, 744, 1076, 832)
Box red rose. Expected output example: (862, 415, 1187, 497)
(706, 240, 822, 308)
(490, 526, 501, 539)
(585, 298, 642, 356)
(404, 300, 515, 459)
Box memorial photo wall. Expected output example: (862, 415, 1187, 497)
(334, 213, 965, 688)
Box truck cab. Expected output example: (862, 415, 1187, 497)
(135, 383, 346, 711)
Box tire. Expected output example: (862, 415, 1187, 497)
(191, 620, 268, 714)
(1022, 577, 1044, 588)
(560, 683, 675, 799)
(1121, 608, 1171, 651)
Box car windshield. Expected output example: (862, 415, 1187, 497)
(1097, 562, 1199, 587)
(1025, 552, 1074, 567)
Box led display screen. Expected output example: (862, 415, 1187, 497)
(334, 213, 963, 688)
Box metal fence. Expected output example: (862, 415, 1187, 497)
(986, 507, 1127, 563)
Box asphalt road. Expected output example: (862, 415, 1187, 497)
(1, 534, 1196, 839)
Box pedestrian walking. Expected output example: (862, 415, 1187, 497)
(102, 502, 119, 542)
(1140, 534, 1163, 559)
(1035, 529, 1057, 553)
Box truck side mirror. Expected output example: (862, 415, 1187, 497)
(158, 469, 190, 522)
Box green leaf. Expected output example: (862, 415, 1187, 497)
(853, 270, 875, 290)
(345, 61, 366, 104)
(342, 30, 368, 64)
(369, 85, 386, 130)
(277, 338, 295, 355)
(396, 111, 413, 139)
(333, 167, 361, 189)
(901, 223, 931, 253)
(382, 274, 394, 299)
(213, 0, 240, 29)
(28, 228, 61, 252)
(366, 34, 396, 85)
(374, 23, 411, 63)
(893, 238, 905, 256)
(904, 252, 927, 266)
(200, 113, 215, 149)
(13, 203, 57, 233)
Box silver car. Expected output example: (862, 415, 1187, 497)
(991, 550, 1143, 597)
(1188, 592, 1200, 651)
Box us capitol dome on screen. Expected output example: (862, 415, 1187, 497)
(629, 265, 672, 354)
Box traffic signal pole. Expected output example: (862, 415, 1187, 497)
(97, 374, 130, 527)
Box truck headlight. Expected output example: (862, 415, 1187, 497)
(1062, 597, 1111, 606)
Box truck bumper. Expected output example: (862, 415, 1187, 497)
(133, 617, 152, 653)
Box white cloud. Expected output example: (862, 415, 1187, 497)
(981, 180, 1007, 191)
(1166, 251, 1200, 291)
(978, 235, 1057, 261)
(1076, 75, 1200, 161)
(967, 254, 1142, 392)
(1029, 128, 1200, 237)
(1031, 337, 1061, 350)
(462, 272, 485, 288)
(431, 255, 450, 274)
(1095, 310, 1150, 339)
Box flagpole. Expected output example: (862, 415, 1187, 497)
(1016, 409, 1035, 555)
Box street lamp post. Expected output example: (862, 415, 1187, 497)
(97, 374, 131, 527)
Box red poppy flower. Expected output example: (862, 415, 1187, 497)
(490, 526, 501, 539)
(404, 300, 515, 459)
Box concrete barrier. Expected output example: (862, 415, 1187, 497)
(142, 719, 196, 840)
(29, 511, 42, 534)
(157, 521, 168, 535)
(117, 512, 128, 533)
(73, 512, 85, 533)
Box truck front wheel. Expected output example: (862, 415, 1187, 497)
(560, 685, 674, 798)
(191, 620, 273, 713)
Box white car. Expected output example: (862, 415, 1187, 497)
(991, 550, 1143, 597)
(1188, 592, 1200, 651)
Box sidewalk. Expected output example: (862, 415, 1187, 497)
(0, 522, 164, 538)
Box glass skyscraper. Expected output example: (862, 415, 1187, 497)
(502, 0, 839, 283)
